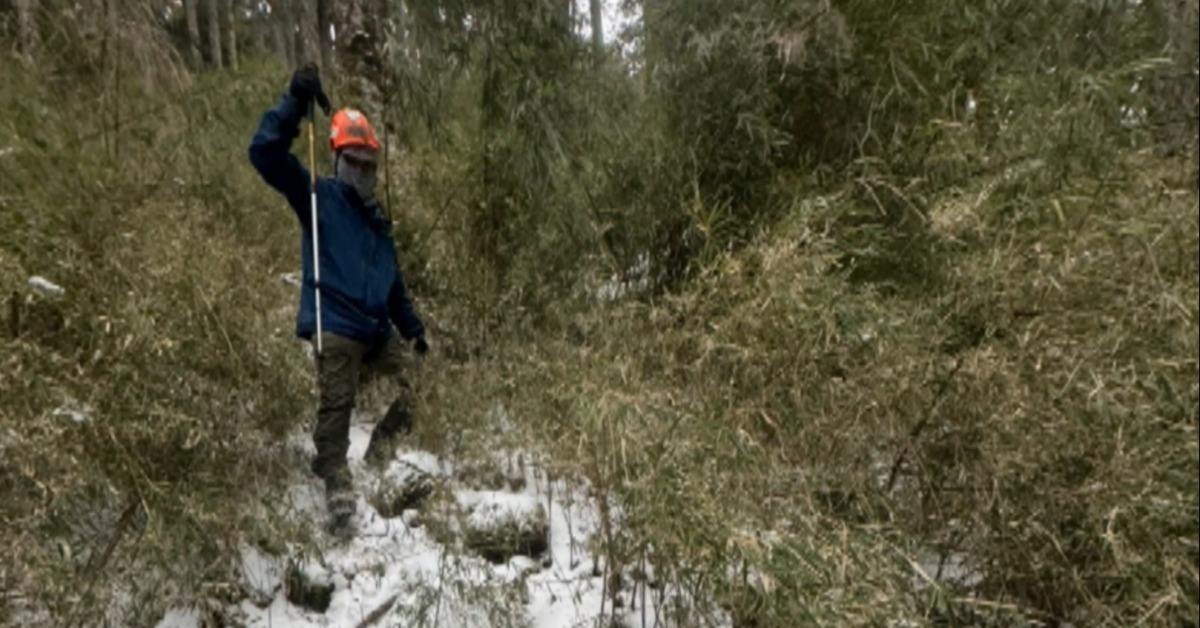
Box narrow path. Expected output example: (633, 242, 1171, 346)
(157, 416, 670, 628)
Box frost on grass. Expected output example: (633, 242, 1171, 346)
(284, 560, 335, 614)
(369, 458, 437, 518)
(457, 491, 550, 564)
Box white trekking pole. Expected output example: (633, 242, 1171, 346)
(307, 104, 324, 356)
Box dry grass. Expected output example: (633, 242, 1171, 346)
(411, 149, 1198, 626)
(1, 14, 1196, 625)
(0, 55, 315, 622)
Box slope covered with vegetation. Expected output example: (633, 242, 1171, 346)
(1, 1, 1197, 626)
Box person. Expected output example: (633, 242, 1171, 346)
(248, 63, 428, 530)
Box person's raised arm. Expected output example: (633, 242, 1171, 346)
(247, 63, 331, 217)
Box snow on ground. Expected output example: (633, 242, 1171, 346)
(155, 413, 683, 628)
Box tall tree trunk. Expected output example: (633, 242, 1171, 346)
(279, 0, 296, 69)
(307, 0, 320, 65)
(590, 0, 603, 62)
(1147, 0, 1199, 156)
(556, 0, 573, 36)
(480, 33, 501, 275)
(104, 0, 122, 159)
(334, 0, 387, 104)
(270, 0, 288, 67)
(642, 0, 660, 90)
(257, 5, 272, 56)
(226, 0, 238, 71)
(14, 0, 38, 58)
(184, 0, 202, 67)
(317, 0, 334, 75)
(292, 0, 310, 67)
(207, 0, 223, 68)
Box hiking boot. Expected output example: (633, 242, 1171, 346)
(363, 430, 396, 469)
(364, 401, 414, 469)
(324, 467, 356, 534)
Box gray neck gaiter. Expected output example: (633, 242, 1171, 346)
(335, 154, 377, 204)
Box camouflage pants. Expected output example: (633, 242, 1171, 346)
(310, 333, 416, 480)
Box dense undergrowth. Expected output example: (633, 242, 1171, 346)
(0, 53, 316, 621)
(414, 153, 1198, 626)
(2, 0, 1198, 625)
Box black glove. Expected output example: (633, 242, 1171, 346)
(413, 337, 429, 358)
(289, 62, 331, 116)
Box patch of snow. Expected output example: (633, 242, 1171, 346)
(346, 413, 373, 461)
(457, 490, 543, 528)
(915, 551, 982, 589)
(240, 545, 285, 607)
(27, 275, 64, 297)
(280, 272, 301, 287)
(596, 253, 652, 302)
(396, 449, 449, 478)
(1120, 105, 1148, 129)
(46, 394, 92, 424)
(161, 419, 728, 627)
(50, 405, 91, 423)
(154, 607, 201, 628)
(378, 457, 430, 487)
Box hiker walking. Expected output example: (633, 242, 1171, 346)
(248, 63, 428, 529)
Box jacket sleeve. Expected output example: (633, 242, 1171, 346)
(388, 273, 426, 341)
(248, 94, 311, 216)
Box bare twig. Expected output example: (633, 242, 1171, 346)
(8, 291, 18, 338)
(354, 593, 400, 628)
(886, 357, 964, 493)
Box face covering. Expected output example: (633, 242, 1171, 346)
(335, 149, 378, 204)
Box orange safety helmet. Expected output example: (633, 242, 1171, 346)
(329, 108, 381, 153)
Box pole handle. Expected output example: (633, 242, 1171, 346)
(307, 105, 324, 357)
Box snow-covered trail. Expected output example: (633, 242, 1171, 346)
(156, 416, 660, 628)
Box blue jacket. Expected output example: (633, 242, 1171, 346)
(249, 94, 425, 346)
